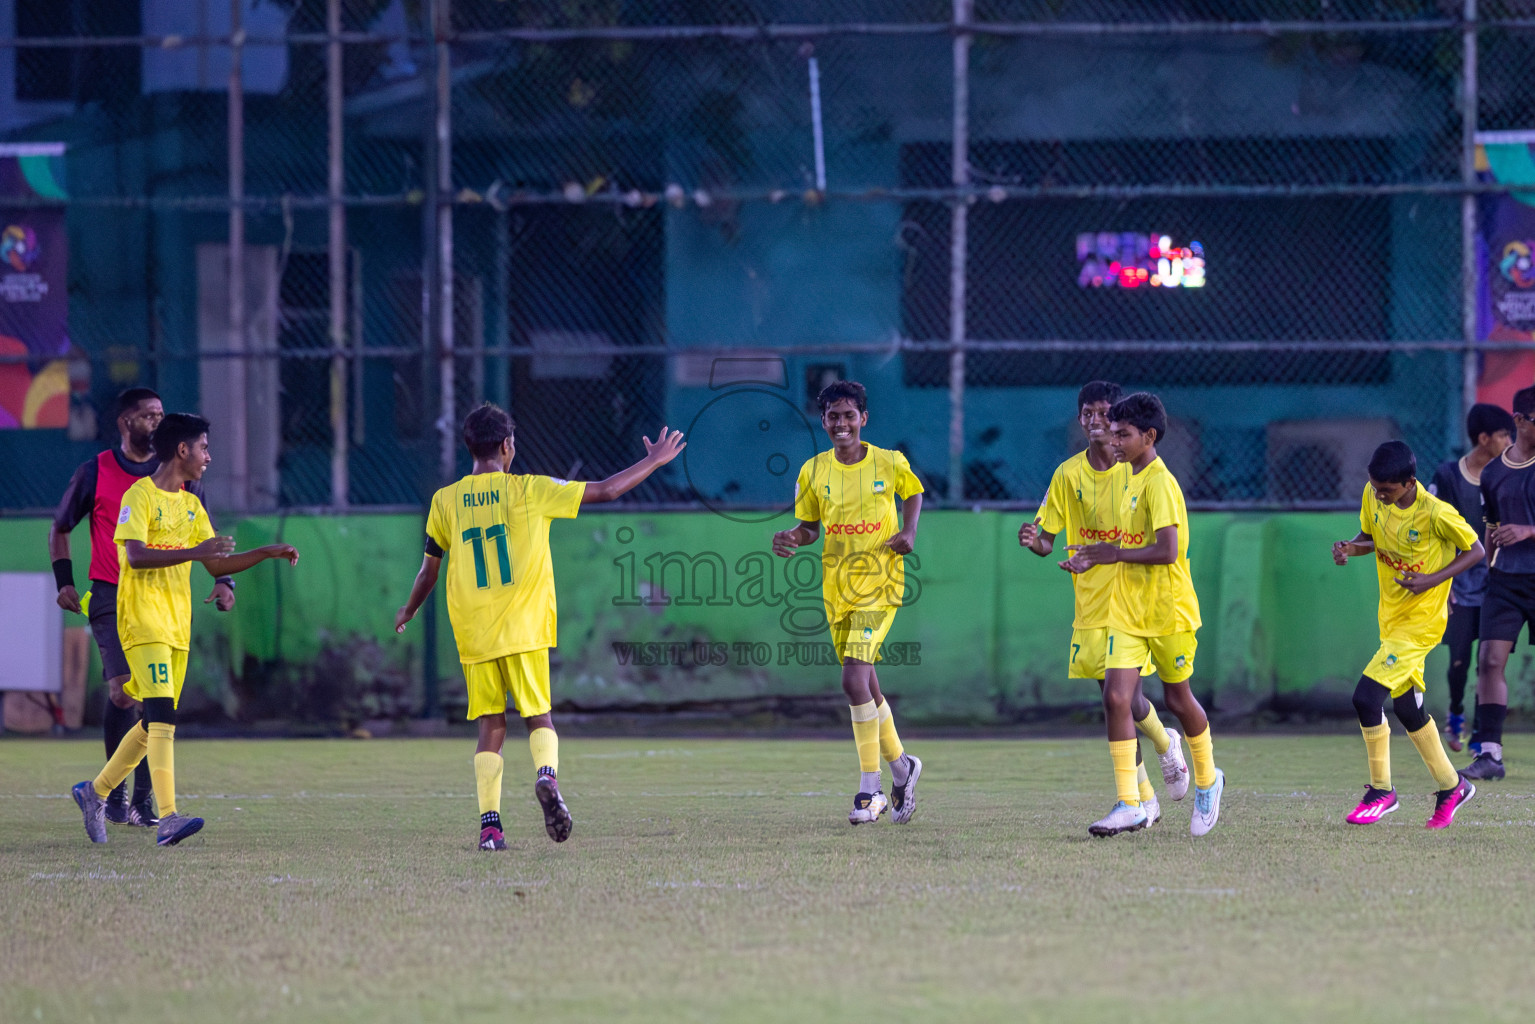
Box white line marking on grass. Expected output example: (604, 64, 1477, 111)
(1143, 886, 1238, 896)
(577, 749, 694, 760)
(30, 870, 155, 881)
(649, 880, 761, 890)
(268, 875, 320, 885)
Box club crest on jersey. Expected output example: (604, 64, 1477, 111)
(187, 509, 196, 522)
(862, 626, 874, 640)
(118, 507, 131, 525)
(872, 480, 885, 493)
(1385, 653, 1398, 667)
(1407, 529, 1419, 543)
(1129, 495, 1139, 510)
(1175, 655, 1186, 669)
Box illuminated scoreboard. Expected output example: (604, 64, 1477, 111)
(1077, 233, 1205, 289)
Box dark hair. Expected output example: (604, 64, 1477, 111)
(817, 379, 867, 414)
(1512, 386, 1535, 420)
(151, 413, 210, 463)
(463, 402, 516, 461)
(1466, 403, 1515, 444)
(1108, 392, 1168, 443)
(1367, 440, 1417, 485)
(1077, 380, 1122, 412)
(115, 387, 160, 419)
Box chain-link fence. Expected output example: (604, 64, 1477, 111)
(3, 0, 1534, 514)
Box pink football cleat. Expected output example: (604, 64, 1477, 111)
(1426, 777, 1475, 830)
(1345, 786, 1399, 825)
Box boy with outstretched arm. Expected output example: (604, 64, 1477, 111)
(772, 380, 925, 826)
(1332, 441, 1482, 828)
(1065, 393, 1224, 837)
(395, 403, 684, 849)
(72, 413, 299, 847)
(1019, 381, 1188, 830)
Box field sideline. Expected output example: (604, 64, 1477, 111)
(3, 735, 1534, 1023)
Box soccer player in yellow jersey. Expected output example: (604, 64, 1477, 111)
(1066, 393, 1224, 837)
(71, 414, 300, 847)
(1332, 441, 1482, 829)
(394, 403, 684, 849)
(1019, 382, 1189, 832)
(772, 381, 925, 826)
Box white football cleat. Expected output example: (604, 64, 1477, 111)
(848, 791, 888, 825)
(1190, 768, 1225, 837)
(1088, 800, 1149, 837)
(1158, 729, 1190, 801)
(1141, 792, 1162, 827)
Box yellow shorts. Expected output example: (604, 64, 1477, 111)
(1069, 627, 1153, 680)
(831, 607, 896, 665)
(123, 643, 189, 707)
(1364, 638, 1436, 698)
(1106, 630, 1197, 684)
(462, 649, 552, 720)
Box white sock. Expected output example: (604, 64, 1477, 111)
(860, 771, 882, 795)
(890, 754, 910, 787)
(1483, 741, 1504, 761)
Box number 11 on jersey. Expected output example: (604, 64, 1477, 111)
(462, 524, 514, 588)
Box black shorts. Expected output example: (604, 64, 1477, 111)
(85, 581, 130, 682)
(1479, 571, 1535, 645)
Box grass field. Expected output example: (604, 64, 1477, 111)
(3, 734, 1534, 1023)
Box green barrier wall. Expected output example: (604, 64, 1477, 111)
(6, 511, 1535, 724)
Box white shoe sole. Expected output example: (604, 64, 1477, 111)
(891, 756, 922, 824)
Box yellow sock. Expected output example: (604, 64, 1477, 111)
(1186, 727, 1216, 789)
(528, 727, 559, 777)
(473, 752, 503, 816)
(850, 700, 880, 773)
(1409, 718, 1460, 791)
(1135, 705, 1172, 755)
(93, 722, 149, 799)
(1137, 761, 1155, 803)
(1361, 722, 1392, 790)
(146, 722, 176, 817)
(1109, 739, 1140, 806)
(876, 701, 904, 763)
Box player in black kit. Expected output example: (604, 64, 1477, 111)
(1428, 404, 1514, 752)
(1468, 386, 1535, 780)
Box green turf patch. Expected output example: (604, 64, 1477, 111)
(3, 736, 1533, 1023)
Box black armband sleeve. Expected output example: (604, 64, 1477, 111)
(53, 558, 74, 592)
(424, 535, 445, 558)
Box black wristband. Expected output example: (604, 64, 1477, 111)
(215, 576, 235, 589)
(52, 558, 74, 592)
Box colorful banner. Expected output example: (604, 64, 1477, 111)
(1476, 132, 1535, 410)
(0, 142, 69, 429)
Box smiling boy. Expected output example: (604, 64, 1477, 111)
(772, 381, 925, 826)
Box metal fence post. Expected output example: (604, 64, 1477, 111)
(1461, 0, 1479, 419)
(227, 0, 247, 509)
(328, 0, 349, 511)
(436, 0, 456, 484)
(947, 0, 972, 504)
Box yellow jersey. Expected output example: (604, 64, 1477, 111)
(1035, 452, 1131, 629)
(425, 472, 585, 663)
(793, 443, 924, 626)
(1106, 458, 1201, 638)
(112, 476, 215, 651)
(1358, 482, 1478, 645)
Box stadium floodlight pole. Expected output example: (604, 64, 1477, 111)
(1460, 0, 1479, 421)
(328, 0, 349, 511)
(227, 0, 249, 511)
(947, 0, 972, 504)
(436, 0, 456, 487)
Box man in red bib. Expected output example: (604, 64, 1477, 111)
(48, 388, 234, 827)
